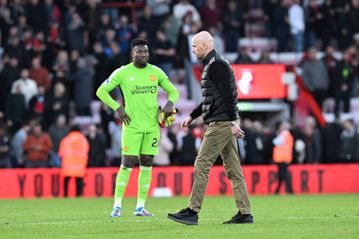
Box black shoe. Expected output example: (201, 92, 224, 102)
(223, 211, 254, 224)
(167, 207, 198, 225)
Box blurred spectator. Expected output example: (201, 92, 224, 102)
(9, 0, 26, 26)
(146, 0, 171, 24)
(102, 29, 116, 56)
(178, 125, 199, 166)
(222, 0, 242, 52)
(44, 0, 61, 25)
(335, 1, 351, 49)
(29, 56, 50, 90)
(116, 15, 135, 56)
(26, 0, 48, 33)
(200, 0, 221, 29)
(5, 36, 24, 67)
(66, 12, 86, 54)
(109, 120, 122, 167)
(11, 69, 38, 108)
(45, 82, 69, 128)
(234, 47, 254, 64)
(273, 0, 290, 52)
(0, 3, 13, 44)
(167, 125, 180, 165)
(302, 47, 329, 109)
(273, 121, 294, 194)
(5, 83, 26, 133)
(11, 121, 31, 167)
(138, 5, 156, 41)
(209, 26, 225, 56)
(48, 114, 69, 166)
(87, 123, 107, 167)
(92, 42, 110, 96)
(82, 0, 101, 50)
(176, 13, 200, 99)
(320, 0, 336, 49)
(21, 28, 35, 63)
(153, 128, 173, 166)
(257, 49, 274, 64)
(321, 45, 339, 98)
(339, 118, 359, 163)
(0, 124, 11, 168)
(52, 50, 69, 82)
(174, 0, 201, 25)
(334, 50, 356, 114)
(17, 14, 29, 35)
(289, 0, 305, 52)
(303, 116, 321, 164)
(161, 14, 181, 47)
(243, 119, 265, 164)
(97, 13, 115, 43)
(252, 120, 266, 164)
(153, 28, 175, 77)
(99, 103, 115, 148)
(0, 57, 20, 111)
(108, 41, 127, 75)
(23, 123, 53, 168)
(70, 58, 94, 116)
(29, 85, 46, 119)
(305, 0, 322, 48)
(69, 49, 80, 74)
(350, 0, 359, 38)
(32, 31, 46, 56)
(59, 125, 89, 197)
(262, 0, 278, 38)
(45, 22, 64, 68)
(322, 118, 343, 163)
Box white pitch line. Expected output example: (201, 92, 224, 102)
(1, 215, 358, 226)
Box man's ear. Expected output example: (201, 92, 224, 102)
(203, 43, 208, 51)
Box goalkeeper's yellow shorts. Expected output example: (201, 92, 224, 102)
(121, 129, 160, 156)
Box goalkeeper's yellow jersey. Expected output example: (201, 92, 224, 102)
(96, 63, 179, 132)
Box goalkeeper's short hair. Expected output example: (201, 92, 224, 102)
(131, 38, 148, 50)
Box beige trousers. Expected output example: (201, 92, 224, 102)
(189, 121, 251, 214)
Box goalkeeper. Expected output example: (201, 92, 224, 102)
(96, 38, 179, 217)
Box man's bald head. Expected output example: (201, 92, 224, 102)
(193, 31, 214, 46)
(192, 31, 215, 60)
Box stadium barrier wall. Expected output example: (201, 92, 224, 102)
(0, 164, 358, 199)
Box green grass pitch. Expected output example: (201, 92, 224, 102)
(1, 194, 358, 239)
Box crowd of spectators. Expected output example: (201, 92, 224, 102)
(0, 0, 358, 168)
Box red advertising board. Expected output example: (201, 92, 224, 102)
(233, 64, 286, 99)
(0, 165, 358, 199)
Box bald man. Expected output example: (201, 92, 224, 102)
(168, 31, 253, 225)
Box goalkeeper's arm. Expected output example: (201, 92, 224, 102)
(96, 81, 120, 111)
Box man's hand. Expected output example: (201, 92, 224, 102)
(117, 107, 131, 125)
(230, 120, 245, 138)
(181, 116, 193, 132)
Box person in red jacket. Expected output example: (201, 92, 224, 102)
(59, 125, 89, 197)
(23, 123, 53, 168)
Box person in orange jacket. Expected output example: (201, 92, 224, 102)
(273, 121, 294, 194)
(59, 125, 89, 197)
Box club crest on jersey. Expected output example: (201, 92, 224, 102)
(150, 75, 156, 82)
(123, 146, 128, 152)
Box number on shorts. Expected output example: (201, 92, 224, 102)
(152, 138, 158, 148)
